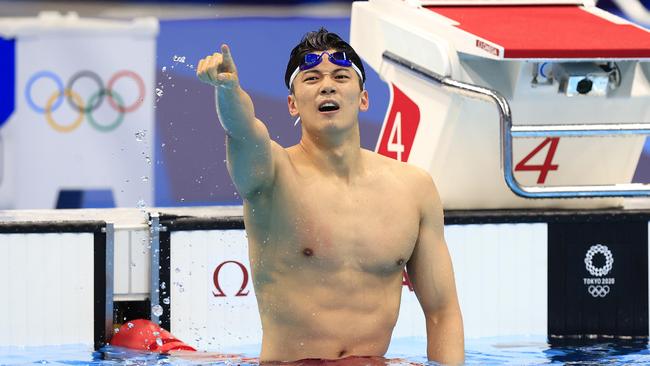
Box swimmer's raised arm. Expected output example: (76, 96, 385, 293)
(197, 44, 278, 199)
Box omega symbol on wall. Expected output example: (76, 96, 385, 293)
(212, 260, 250, 297)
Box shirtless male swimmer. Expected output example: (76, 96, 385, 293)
(196, 29, 464, 365)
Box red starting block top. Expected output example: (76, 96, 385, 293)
(426, 5, 650, 59)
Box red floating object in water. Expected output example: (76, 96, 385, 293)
(110, 319, 196, 353)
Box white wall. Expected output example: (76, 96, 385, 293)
(446, 223, 548, 339)
(0, 232, 94, 346)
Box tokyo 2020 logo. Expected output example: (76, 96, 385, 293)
(25, 70, 145, 133)
(583, 244, 615, 298)
(584, 244, 613, 277)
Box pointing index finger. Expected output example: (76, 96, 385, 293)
(221, 44, 236, 70)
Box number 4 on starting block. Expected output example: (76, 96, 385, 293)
(377, 85, 420, 162)
(515, 137, 560, 184)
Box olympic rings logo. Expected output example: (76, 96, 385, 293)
(25, 70, 145, 133)
(588, 285, 610, 298)
(584, 244, 614, 277)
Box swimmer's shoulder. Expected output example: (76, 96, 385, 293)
(365, 149, 441, 202)
(272, 142, 317, 176)
(365, 149, 435, 182)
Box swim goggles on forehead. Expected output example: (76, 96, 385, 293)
(288, 51, 364, 89)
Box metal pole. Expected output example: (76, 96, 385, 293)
(104, 223, 114, 345)
(149, 212, 161, 324)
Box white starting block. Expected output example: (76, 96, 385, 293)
(351, 0, 650, 209)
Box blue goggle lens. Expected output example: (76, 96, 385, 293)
(299, 51, 353, 71)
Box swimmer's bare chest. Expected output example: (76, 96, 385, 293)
(246, 154, 421, 278)
(242, 151, 422, 360)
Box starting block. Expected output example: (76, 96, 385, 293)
(351, 0, 650, 209)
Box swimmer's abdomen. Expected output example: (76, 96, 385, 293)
(253, 267, 403, 361)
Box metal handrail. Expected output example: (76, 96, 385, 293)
(382, 50, 650, 198)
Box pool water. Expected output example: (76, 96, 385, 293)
(3, 336, 650, 365)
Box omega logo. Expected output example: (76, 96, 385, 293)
(212, 260, 250, 297)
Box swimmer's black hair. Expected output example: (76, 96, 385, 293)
(284, 27, 366, 92)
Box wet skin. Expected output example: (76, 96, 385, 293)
(196, 44, 464, 364)
(245, 146, 423, 360)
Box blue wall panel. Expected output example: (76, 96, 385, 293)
(0, 37, 15, 128)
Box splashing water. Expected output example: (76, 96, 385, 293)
(151, 304, 163, 317)
(135, 130, 147, 142)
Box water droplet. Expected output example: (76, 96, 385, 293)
(152, 304, 163, 317)
(163, 297, 170, 305)
(156, 337, 163, 347)
(114, 328, 120, 333)
(162, 66, 167, 72)
(161, 143, 166, 148)
(145, 156, 152, 164)
(135, 130, 146, 141)
(155, 88, 164, 97)
(137, 199, 146, 209)
(160, 281, 166, 289)
(175, 267, 181, 273)
(180, 198, 185, 202)
(141, 176, 149, 182)
(127, 322, 134, 329)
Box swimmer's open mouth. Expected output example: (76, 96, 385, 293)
(318, 101, 340, 112)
